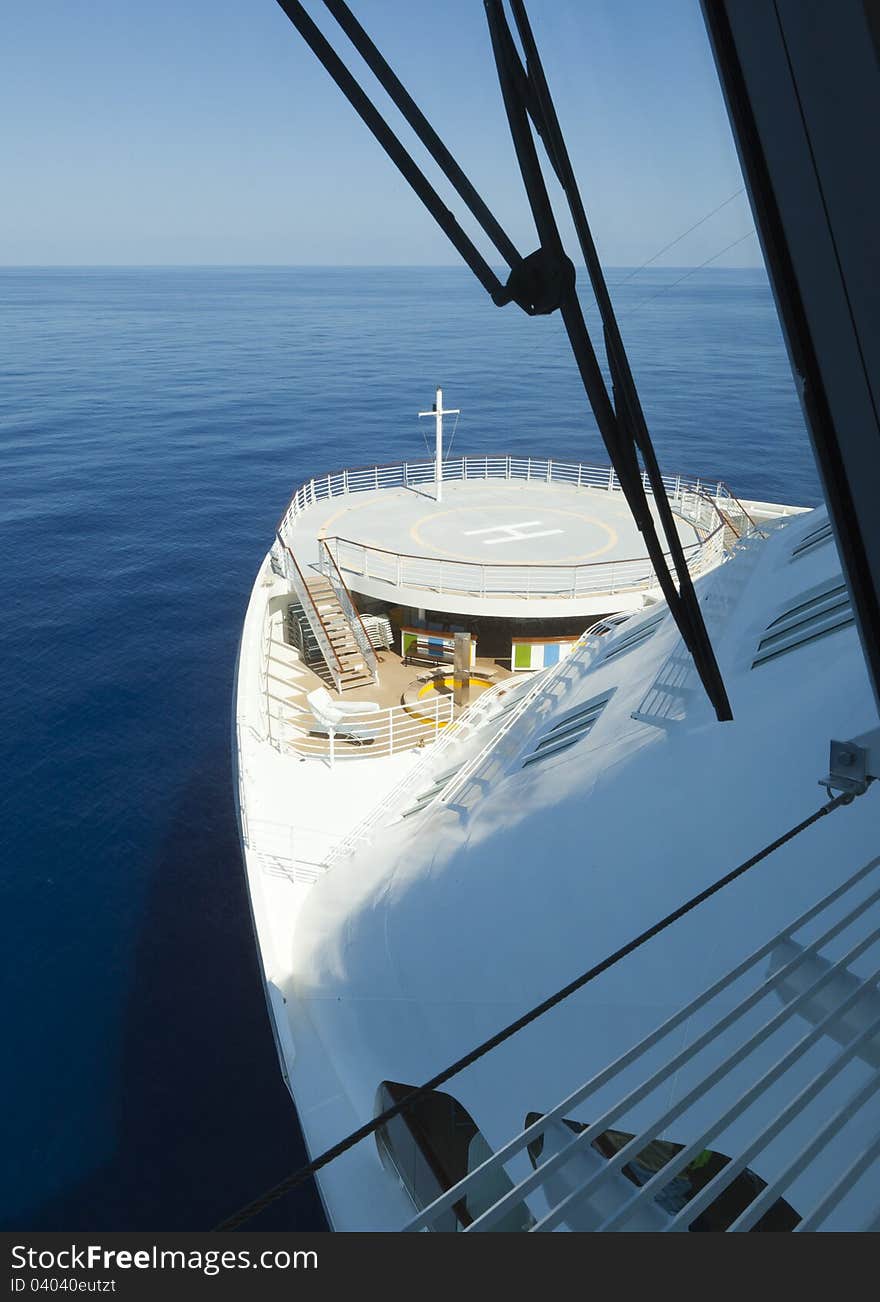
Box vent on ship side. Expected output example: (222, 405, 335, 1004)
(790, 520, 833, 561)
(601, 612, 665, 665)
(522, 691, 613, 768)
(752, 580, 854, 668)
(400, 764, 462, 818)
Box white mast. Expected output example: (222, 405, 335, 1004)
(419, 387, 459, 503)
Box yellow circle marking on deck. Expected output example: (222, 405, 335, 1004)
(304, 482, 683, 563)
(409, 505, 619, 564)
(314, 499, 367, 539)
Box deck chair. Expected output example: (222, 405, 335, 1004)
(306, 687, 381, 744)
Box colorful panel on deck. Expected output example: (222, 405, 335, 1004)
(511, 638, 575, 672)
(401, 626, 476, 666)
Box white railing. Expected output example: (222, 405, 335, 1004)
(322, 632, 602, 868)
(276, 535, 344, 693)
(435, 625, 599, 811)
(279, 695, 455, 765)
(317, 539, 379, 683)
(323, 531, 723, 603)
(321, 675, 536, 866)
(277, 456, 731, 602)
(403, 854, 880, 1233)
(279, 455, 730, 532)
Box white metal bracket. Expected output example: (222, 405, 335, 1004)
(820, 727, 880, 797)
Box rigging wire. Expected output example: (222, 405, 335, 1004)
(621, 229, 758, 318)
(444, 408, 460, 461)
(213, 786, 862, 1231)
(611, 188, 747, 288)
(528, 205, 755, 369)
(417, 407, 459, 459)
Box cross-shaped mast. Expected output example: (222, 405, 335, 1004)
(418, 387, 459, 503)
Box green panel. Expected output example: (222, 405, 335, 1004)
(514, 642, 532, 669)
(402, 631, 416, 654)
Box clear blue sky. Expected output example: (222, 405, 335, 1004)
(1, 0, 760, 268)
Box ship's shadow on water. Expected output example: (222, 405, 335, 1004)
(26, 748, 327, 1232)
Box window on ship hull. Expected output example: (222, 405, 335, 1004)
(374, 1082, 533, 1231)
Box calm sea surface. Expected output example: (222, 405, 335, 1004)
(0, 266, 820, 1230)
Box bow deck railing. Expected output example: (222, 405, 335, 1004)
(321, 629, 598, 867)
(322, 531, 724, 601)
(280, 695, 455, 764)
(277, 455, 739, 602)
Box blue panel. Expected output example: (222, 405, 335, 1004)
(543, 642, 560, 666)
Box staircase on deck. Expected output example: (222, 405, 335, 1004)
(305, 575, 376, 691)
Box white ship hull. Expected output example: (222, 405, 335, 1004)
(234, 462, 880, 1231)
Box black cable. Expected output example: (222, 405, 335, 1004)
(213, 789, 856, 1231)
(274, 0, 507, 301)
(494, 0, 732, 718)
(275, 0, 733, 718)
(506, 0, 728, 718)
(322, 0, 522, 270)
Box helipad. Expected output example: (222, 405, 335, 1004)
(278, 455, 726, 619)
(314, 477, 690, 565)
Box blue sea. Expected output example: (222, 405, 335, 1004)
(0, 265, 820, 1231)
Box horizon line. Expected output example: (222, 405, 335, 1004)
(0, 262, 765, 272)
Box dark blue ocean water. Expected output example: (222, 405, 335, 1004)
(0, 266, 820, 1231)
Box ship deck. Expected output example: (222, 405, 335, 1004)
(303, 478, 698, 568)
(279, 455, 717, 618)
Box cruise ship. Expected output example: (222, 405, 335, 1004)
(231, 0, 880, 1231)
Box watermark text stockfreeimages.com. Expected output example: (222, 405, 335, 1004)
(10, 1244, 317, 1279)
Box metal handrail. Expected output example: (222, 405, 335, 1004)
(712, 481, 763, 538)
(321, 624, 601, 867)
(323, 524, 724, 602)
(323, 529, 700, 569)
(276, 456, 732, 602)
(403, 855, 880, 1233)
(320, 678, 526, 866)
(281, 695, 455, 764)
(276, 534, 345, 690)
(276, 453, 734, 533)
(326, 527, 715, 571)
(318, 538, 379, 682)
(436, 626, 596, 810)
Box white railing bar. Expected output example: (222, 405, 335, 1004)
(725, 1064, 880, 1233)
(666, 1004, 880, 1234)
(477, 920, 880, 1234)
(322, 714, 471, 858)
(278, 697, 454, 762)
(319, 539, 379, 683)
(436, 677, 550, 807)
(541, 943, 880, 1233)
(437, 633, 592, 810)
(403, 857, 880, 1231)
(323, 678, 523, 864)
(278, 456, 733, 599)
(282, 549, 343, 692)
(794, 1128, 880, 1232)
(623, 964, 880, 1233)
